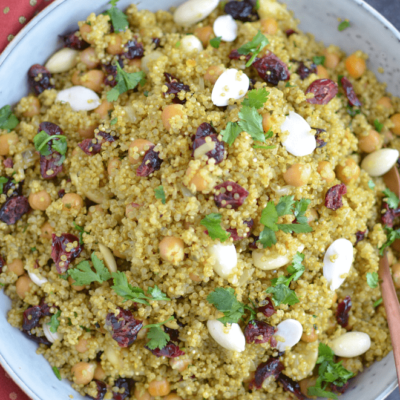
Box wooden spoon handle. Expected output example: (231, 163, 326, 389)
(379, 254, 400, 389)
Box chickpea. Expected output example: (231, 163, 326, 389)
(68, 276, 86, 291)
(390, 113, 400, 135)
(159, 237, 185, 265)
(125, 202, 141, 218)
(376, 96, 391, 110)
(128, 58, 142, 68)
(336, 158, 360, 185)
(128, 139, 154, 164)
(358, 129, 381, 153)
(73, 70, 104, 93)
(204, 65, 225, 84)
(306, 208, 318, 223)
(107, 158, 121, 176)
(301, 326, 318, 342)
(7, 259, 24, 276)
(169, 358, 191, 372)
(323, 50, 340, 69)
(80, 47, 99, 69)
(164, 394, 183, 400)
(194, 26, 213, 47)
(262, 113, 271, 133)
(148, 379, 171, 397)
(0, 133, 18, 156)
(75, 336, 90, 353)
(186, 167, 208, 192)
(134, 388, 153, 400)
(71, 362, 96, 385)
(78, 124, 96, 139)
(243, 371, 255, 384)
(283, 163, 311, 187)
(72, 70, 82, 86)
(41, 222, 54, 240)
(345, 53, 366, 78)
(316, 65, 329, 79)
(16, 275, 33, 299)
(260, 18, 278, 35)
(162, 104, 185, 131)
(94, 363, 106, 380)
(79, 24, 93, 44)
(23, 96, 41, 117)
(62, 193, 84, 212)
(94, 100, 113, 119)
(392, 263, 400, 289)
(317, 161, 335, 183)
(107, 33, 124, 55)
(189, 273, 201, 282)
(299, 376, 317, 397)
(28, 190, 51, 211)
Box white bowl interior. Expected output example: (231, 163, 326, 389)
(0, 0, 398, 399)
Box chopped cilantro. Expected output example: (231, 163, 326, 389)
(0, 105, 19, 132)
(33, 131, 67, 166)
(154, 185, 166, 204)
(80, 325, 91, 332)
(242, 88, 269, 109)
(31, 247, 37, 252)
(105, 0, 128, 32)
(312, 56, 326, 65)
(253, 144, 275, 150)
(144, 90, 149, 97)
(374, 298, 383, 307)
(368, 180, 375, 190)
(366, 272, 379, 289)
(379, 226, 400, 255)
(0, 177, 8, 194)
(238, 31, 269, 67)
(338, 20, 350, 31)
(238, 106, 265, 142)
(52, 366, 62, 381)
(59, 273, 68, 280)
(110, 117, 118, 125)
(221, 122, 242, 146)
(200, 213, 230, 242)
(145, 316, 175, 350)
(47, 310, 61, 333)
(266, 284, 299, 306)
(313, 315, 317, 318)
(285, 82, 296, 87)
(210, 36, 222, 49)
(255, 0, 260, 10)
(346, 105, 360, 117)
(68, 253, 111, 286)
(175, 41, 181, 48)
(374, 119, 383, 133)
(0, 282, 5, 287)
(383, 188, 400, 209)
(337, 74, 344, 87)
(73, 222, 89, 245)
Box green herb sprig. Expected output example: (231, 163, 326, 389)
(145, 316, 175, 350)
(238, 31, 269, 67)
(0, 105, 19, 132)
(200, 213, 230, 242)
(106, 0, 129, 32)
(33, 131, 68, 166)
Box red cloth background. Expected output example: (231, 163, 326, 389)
(0, 1, 56, 397)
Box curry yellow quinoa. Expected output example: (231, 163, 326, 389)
(1, 0, 400, 399)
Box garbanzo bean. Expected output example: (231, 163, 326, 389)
(189, 273, 201, 282)
(186, 167, 208, 192)
(307, 208, 318, 223)
(93, 363, 106, 380)
(392, 263, 400, 289)
(22, 96, 41, 117)
(299, 376, 317, 397)
(79, 24, 93, 44)
(128, 139, 154, 164)
(134, 388, 153, 400)
(94, 100, 113, 119)
(345, 53, 366, 78)
(194, 26, 213, 47)
(107, 33, 124, 55)
(148, 379, 171, 397)
(317, 161, 335, 182)
(283, 163, 311, 187)
(71, 362, 96, 385)
(323, 50, 340, 69)
(204, 65, 225, 84)
(390, 113, 400, 135)
(301, 326, 318, 342)
(73, 70, 104, 93)
(316, 65, 329, 79)
(41, 222, 54, 240)
(107, 158, 121, 176)
(0, 133, 18, 156)
(80, 47, 99, 69)
(262, 113, 271, 133)
(169, 357, 191, 372)
(7, 259, 24, 276)
(377, 96, 392, 109)
(78, 124, 96, 139)
(16, 275, 33, 299)
(68, 276, 86, 291)
(75, 336, 90, 353)
(62, 193, 84, 212)
(159, 237, 185, 265)
(162, 104, 185, 131)
(358, 129, 381, 153)
(336, 158, 360, 185)
(28, 190, 51, 211)
(260, 18, 278, 35)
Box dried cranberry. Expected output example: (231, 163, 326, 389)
(60, 31, 89, 50)
(39, 298, 53, 316)
(0, 255, 4, 273)
(22, 306, 42, 331)
(192, 135, 225, 165)
(88, 380, 107, 400)
(78, 131, 115, 155)
(0, 196, 30, 225)
(136, 147, 163, 177)
(214, 181, 249, 209)
(253, 53, 290, 86)
(105, 307, 143, 347)
(341, 76, 362, 107)
(195, 123, 217, 139)
(355, 230, 367, 244)
(224, 0, 258, 22)
(331, 381, 350, 394)
(51, 233, 82, 274)
(112, 378, 135, 400)
(164, 73, 190, 104)
(23, 330, 52, 346)
(146, 341, 185, 358)
(270, 336, 278, 348)
(313, 127, 327, 149)
(336, 296, 352, 328)
(124, 39, 144, 59)
(152, 37, 161, 49)
(306, 78, 338, 105)
(249, 234, 259, 249)
(278, 374, 306, 400)
(3, 158, 13, 168)
(249, 358, 284, 389)
(228, 49, 252, 62)
(164, 326, 180, 342)
(285, 29, 297, 37)
(257, 299, 276, 317)
(58, 189, 66, 198)
(103, 58, 124, 87)
(28, 64, 54, 95)
(1, 177, 22, 198)
(249, 78, 257, 90)
(96, 351, 104, 362)
(245, 320, 275, 344)
(296, 61, 317, 80)
(226, 219, 253, 241)
(325, 184, 347, 211)
(381, 202, 400, 227)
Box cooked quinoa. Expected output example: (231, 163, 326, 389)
(1, 0, 400, 399)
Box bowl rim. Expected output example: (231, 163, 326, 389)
(0, 0, 399, 399)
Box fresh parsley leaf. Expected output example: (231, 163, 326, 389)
(0, 105, 19, 132)
(383, 188, 400, 209)
(221, 122, 242, 146)
(110, 117, 118, 125)
(255, 0, 260, 10)
(105, 0, 128, 32)
(312, 56, 326, 66)
(308, 387, 337, 399)
(266, 284, 299, 306)
(368, 180, 375, 190)
(374, 298, 383, 307)
(285, 82, 296, 87)
(154, 185, 166, 204)
(257, 227, 277, 248)
(80, 325, 91, 332)
(313, 315, 317, 318)
(47, 310, 61, 333)
(253, 144, 275, 150)
(379, 227, 400, 255)
(286, 252, 305, 282)
(338, 20, 350, 31)
(242, 88, 269, 109)
(367, 272, 379, 289)
(31, 247, 37, 252)
(238, 31, 269, 67)
(33, 131, 68, 165)
(337, 75, 344, 87)
(260, 201, 279, 230)
(294, 198, 311, 224)
(210, 36, 222, 49)
(346, 105, 360, 117)
(175, 41, 181, 48)
(238, 106, 265, 142)
(73, 222, 89, 245)
(277, 223, 313, 234)
(0, 177, 8, 194)
(276, 195, 296, 217)
(146, 325, 170, 349)
(374, 119, 383, 133)
(207, 287, 245, 325)
(69, 253, 111, 286)
(144, 90, 149, 97)
(147, 285, 170, 301)
(200, 213, 230, 242)
(52, 366, 62, 381)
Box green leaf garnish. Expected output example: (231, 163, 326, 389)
(266, 284, 299, 306)
(52, 366, 62, 381)
(379, 226, 400, 255)
(373, 298, 383, 307)
(368, 180, 375, 190)
(210, 36, 222, 49)
(285, 82, 296, 87)
(47, 310, 61, 333)
(175, 41, 181, 48)
(0, 105, 19, 132)
(312, 56, 326, 66)
(338, 20, 350, 31)
(366, 272, 379, 289)
(253, 144, 275, 150)
(221, 122, 242, 146)
(68, 253, 111, 286)
(110, 117, 118, 125)
(238, 105, 265, 142)
(383, 188, 400, 209)
(242, 88, 269, 109)
(106, 0, 128, 32)
(33, 131, 68, 166)
(308, 387, 338, 399)
(238, 31, 269, 67)
(0, 177, 8, 194)
(73, 222, 89, 245)
(145, 316, 175, 350)
(374, 119, 383, 133)
(154, 185, 166, 204)
(200, 213, 230, 242)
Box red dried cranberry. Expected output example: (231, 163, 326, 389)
(105, 307, 143, 347)
(249, 357, 284, 390)
(22, 306, 42, 331)
(0, 196, 30, 225)
(331, 381, 350, 394)
(355, 230, 367, 244)
(224, 0, 258, 22)
(96, 351, 104, 362)
(381, 202, 400, 227)
(249, 78, 257, 90)
(244, 320, 275, 344)
(40, 154, 63, 179)
(253, 53, 290, 86)
(58, 189, 66, 198)
(306, 79, 338, 105)
(1, 177, 23, 198)
(0, 255, 4, 273)
(152, 37, 161, 49)
(226, 219, 253, 241)
(278, 374, 306, 400)
(3, 158, 13, 168)
(60, 31, 89, 50)
(39, 298, 53, 316)
(325, 184, 347, 211)
(285, 29, 297, 37)
(39, 121, 63, 137)
(136, 147, 163, 177)
(88, 380, 107, 400)
(164, 326, 180, 342)
(228, 49, 252, 62)
(192, 135, 225, 165)
(296, 61, 317, 80)
(23, 330, 52, 346)
(312, 127, 327, 149)
(341, 76, 362, 107)
(124, 40, 144, 59)
(146, 341, 185, 358)
(103, 58, 124, 87)
(164, 73, 190, 104)
(112, 378, 135, 400)
(28, 64, 54, 95)
(249, 234, 259, 249)
(51, 233, 82, 274)
(195, 123, 216, 139)
(270, 336, 278, 348)
(214, 181, 249, 209)
(336, 296, 352, 328)
(79, 131, 116, 155)
(257, 299, 276, 317)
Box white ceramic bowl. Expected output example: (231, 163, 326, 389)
(0, 0, 398, 399)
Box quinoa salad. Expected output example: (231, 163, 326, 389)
(1, 0, 400, 399)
